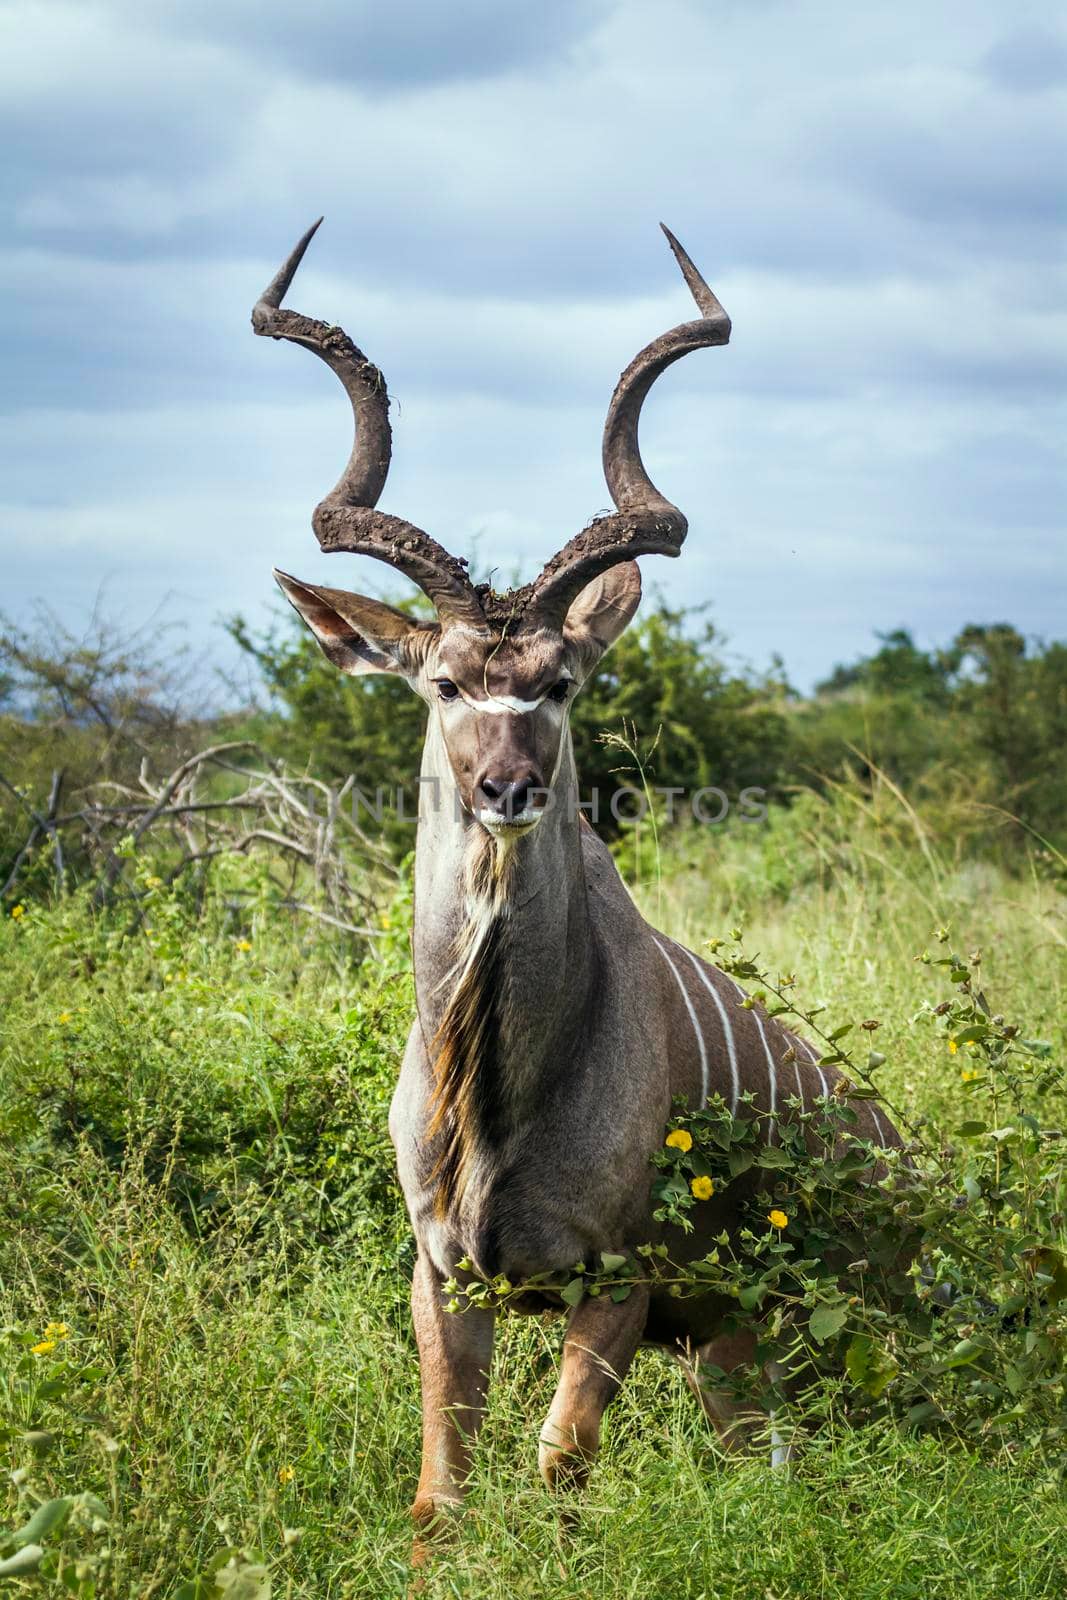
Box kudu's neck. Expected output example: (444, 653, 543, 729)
(412, 715, 595, 1088)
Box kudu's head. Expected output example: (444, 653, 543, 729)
(256, 220, 729, 837)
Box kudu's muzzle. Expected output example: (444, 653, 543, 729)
(475, 769, 545, 824)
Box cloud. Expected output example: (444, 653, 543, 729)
(128, 0, 610, 89)
(982, 25, 1067, 94)
(0, 0, 1063, 694)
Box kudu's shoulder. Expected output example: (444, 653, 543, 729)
(578, 817, 643, 915)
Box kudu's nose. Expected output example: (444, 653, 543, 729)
(476, 773, 539, 819)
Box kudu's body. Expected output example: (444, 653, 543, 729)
(252, 220, 901, 1536)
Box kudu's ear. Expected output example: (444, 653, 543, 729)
(273, 570, 434, 678)
(563, 561, 642, 668)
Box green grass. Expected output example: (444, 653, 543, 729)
(1, 803, 1065, 1597)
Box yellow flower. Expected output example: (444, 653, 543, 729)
(768, 1210, 789, 1229)
(43, 1322, 69, 1340)
(947, 1040, 958, 1055)
(690, 1175, 714, 1201)
(235, 939, 252, 952)
(665, 1128, 693, 1153)
(127, 1251, 141, 1270)
(10, 904, 25, 919)
(960, 1068, 980, 1083)
(31, 1340, 56, 1356)
(278, 1465, 295, 1485)
(56, 1011, 73, 1025)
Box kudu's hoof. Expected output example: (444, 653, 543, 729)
(409, 1494, 465, 1570)
(538, 1440, 594, 1496)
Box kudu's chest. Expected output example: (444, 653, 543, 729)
(427, 1127, 655, 1284)
(392, 1002, 670, 1285)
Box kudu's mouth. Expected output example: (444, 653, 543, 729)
(475, 806, 544, 839)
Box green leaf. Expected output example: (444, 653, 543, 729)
(957, 1121, 987, 1137)
(560, 1278, 586, 1308)
(738, 1283, 766, 1311)
(0, 1544, 45, 1576)
(609, 1285, 632, 1303)
(828, 1023, 854, 1043)
(952, 1024, 991, 1045)
(599, 1252, 627, 1274)
(12, 1497, 72, 1549)
(756, 1147, 793, 1168)
(945, 1338, 981, 1369)
(214, 1558, 271, 1599)
(845, 1332, 872, 1385)
(836, 1148, 874, 1176)
(808, 1303, 848, 1345)
(844, 1332, 898, 1396)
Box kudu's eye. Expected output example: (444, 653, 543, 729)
(435, 679, 460, 702)
(549, 679, 571, 703)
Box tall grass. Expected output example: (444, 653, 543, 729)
(1, 796, 1064, 1597)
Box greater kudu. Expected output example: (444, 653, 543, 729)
(253, 219, 900, 1533)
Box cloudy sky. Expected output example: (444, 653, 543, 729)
(2, 0, 1064, 693)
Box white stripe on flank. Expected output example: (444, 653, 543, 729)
(752, 1008, 778, 1125)
(790, 1043, 806, 1105)
(869, 1103, 887, 1147)
(799, 1037, 829, 1099)
(653, 939, 708, 1107)
(678, 945, 740, 1114)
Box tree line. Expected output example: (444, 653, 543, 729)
(2, 600, 1065, 903)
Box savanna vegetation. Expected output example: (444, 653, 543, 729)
(1, 601, 1065, 1597)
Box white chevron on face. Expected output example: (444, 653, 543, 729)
(458, 691, 547, 714)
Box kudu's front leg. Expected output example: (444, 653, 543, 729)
(410, 1252, 495, 1535)
(539, 1285, 649, 1494)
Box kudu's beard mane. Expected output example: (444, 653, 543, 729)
(427, 833, 517, 1215)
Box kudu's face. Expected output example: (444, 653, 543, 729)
(275, 564, 641, 839)
(428, 627, 575, 835)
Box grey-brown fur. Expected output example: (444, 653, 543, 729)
(255, 220, 902, 1545)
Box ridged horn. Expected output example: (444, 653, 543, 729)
(253, 219, 487, 630)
